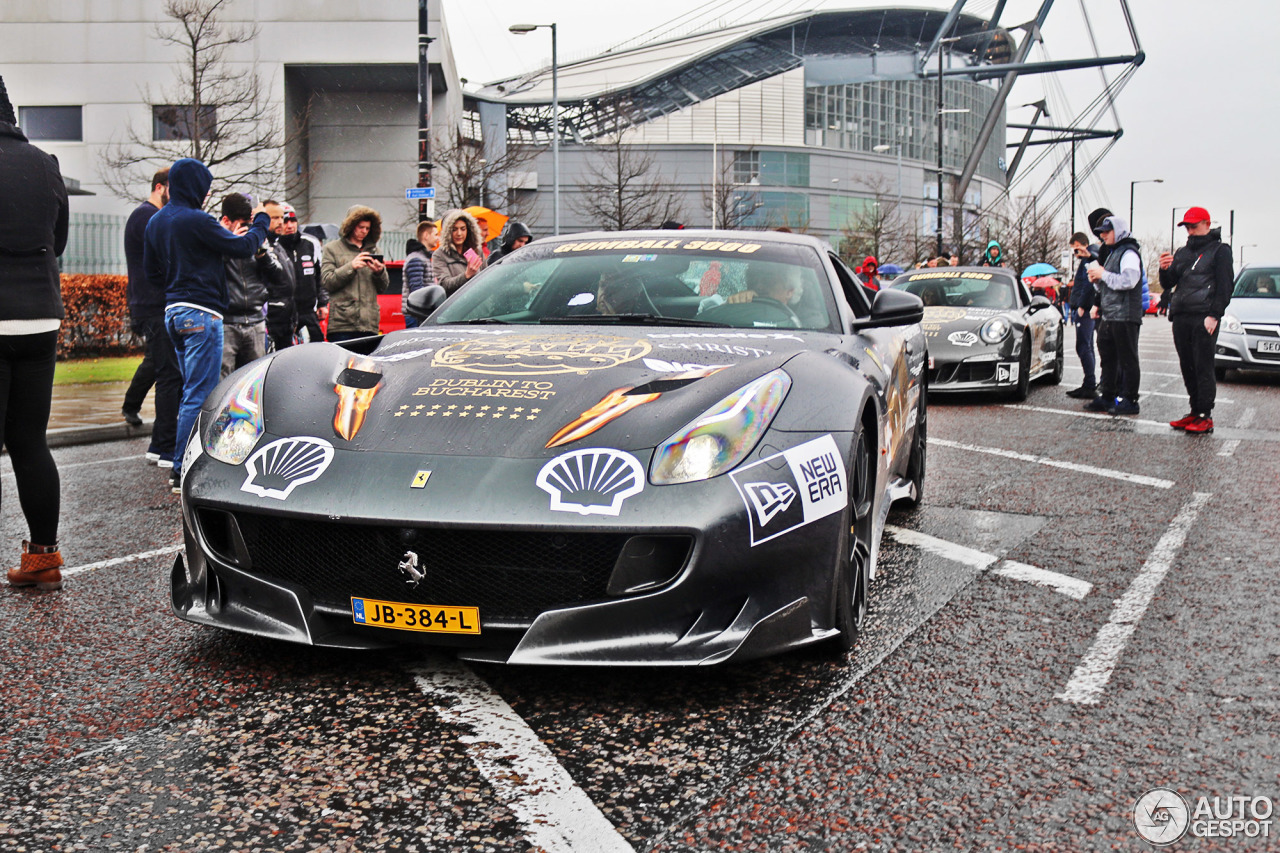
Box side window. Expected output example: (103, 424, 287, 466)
(828, 254, 871, 318)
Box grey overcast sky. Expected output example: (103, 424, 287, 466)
(442, 0, 1276, 263)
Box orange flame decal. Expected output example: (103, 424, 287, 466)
(334, 357, 382, 440)
(545, 387, 660, 449)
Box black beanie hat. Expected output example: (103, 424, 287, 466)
(0, 76, 15, 126)
(1087, 208, 1113, 234)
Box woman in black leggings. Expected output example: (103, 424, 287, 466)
(0, 77, 68, 590)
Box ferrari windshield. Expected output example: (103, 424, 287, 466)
(891, 272, 1018, 310)
(1234, 269, 1280, 298)
(429, 239, 838, 331)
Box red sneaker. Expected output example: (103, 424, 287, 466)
(1184, 416, 1214, 434)
(1169, 413, 1198, 430)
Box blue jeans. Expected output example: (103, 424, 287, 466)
(166, 306, 224, 477)
(1073, 312, 1097, 390)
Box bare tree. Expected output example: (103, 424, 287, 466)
(702, 149, 763, 230)
(396, 130, 545, 230)
(836, 174, 914, 267)
(996, 195, 1067, 277)
(568, 122, 684, 231)
(97, 0, 295, 205)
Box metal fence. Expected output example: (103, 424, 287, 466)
(61, 216, 415, 273)
(63, 213, 128, 275)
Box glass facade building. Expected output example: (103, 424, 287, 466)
(804, 79, 1005, 183)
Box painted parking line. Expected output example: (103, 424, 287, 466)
(413, 659, 635, 853)
(1002, 403, 1172, 430)
(885, 525, 1092, 600)
(1218, 406, 1256, 457)
(930, 438, 1174, 489)
(1, 454, 148, 477)
(1063, 365, 1182, 378)
(62, 543, 185, 577)
(1056, 492, 1212, 705)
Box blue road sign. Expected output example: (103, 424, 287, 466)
(405, 187, 436, 200)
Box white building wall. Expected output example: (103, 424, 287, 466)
(1, 0, 444, 226)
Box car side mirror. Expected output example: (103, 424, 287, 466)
(854, 288, 924, 329)
(1029, 295, 1053, 312)
(405, 284, 447, 320)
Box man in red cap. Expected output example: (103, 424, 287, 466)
(1158, 207, 1234, 434)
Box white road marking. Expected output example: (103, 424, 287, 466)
(1056, 492, 1212, 705)
(991, 560, 1092, 601)
(62, 543, 185, 577)
(1062, 365, 1182, 378)
(413, 659, 634, 853)
(1, 454, 147, 477)
(884, 525, 1092, 600)
(1003, 404, 1172, 430)
(1218, 407, 1256, 457)
(1140, 389, 1234, 403)
(931, 437, 1174, 489)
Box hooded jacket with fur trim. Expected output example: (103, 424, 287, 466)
(320, 205, 389, 335)
(431, 209, 486, 294)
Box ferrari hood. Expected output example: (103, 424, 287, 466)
(252, 328, 820, 458)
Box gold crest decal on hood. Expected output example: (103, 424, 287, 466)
(431, 335, 652, 376)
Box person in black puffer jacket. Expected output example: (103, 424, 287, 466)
(1158, 206, 1233, 434)
(0, 76, 69, 589)
(1084, 212, 1144, 416)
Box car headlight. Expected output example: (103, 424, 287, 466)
(1221, 313, 1243, 335)
(204, 361, 269, 464)
(980, 317, 1011, 344)
(650, 369, 791, 485)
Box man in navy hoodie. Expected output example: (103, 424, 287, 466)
(143, 158, 269, 491)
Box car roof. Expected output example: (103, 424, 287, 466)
(540, 228, 833, 252)
(893, 265, 1019, 280)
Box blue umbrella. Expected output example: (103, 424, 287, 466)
(879, 263, 903, 276)
(1021, 262, 1058, 278)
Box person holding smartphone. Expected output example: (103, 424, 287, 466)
(1065, 231, 1099, 399)
(432, 209, 487, 295)
(320, 205, 388, 341)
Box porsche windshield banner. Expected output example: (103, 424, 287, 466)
(729, 435, 847, 546)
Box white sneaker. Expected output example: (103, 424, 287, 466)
(157, 458, 174, 469)
(145, 452, 161, 462)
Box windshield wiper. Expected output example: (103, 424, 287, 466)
(541, 313, 727, 327)
(441, 317, 514, 325)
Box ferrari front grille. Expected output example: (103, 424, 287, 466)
(204, 510, 688, 623)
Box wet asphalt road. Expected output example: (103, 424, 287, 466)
(3, 320, 1278, 851)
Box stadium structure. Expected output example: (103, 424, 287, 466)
(467, 2, 1143, 258)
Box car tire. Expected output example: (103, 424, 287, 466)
(830, 425, 873, 654)
(1047, 323, 1065, 385)
(1010, 334, 1032, 401)
(900, 384, 927, 509)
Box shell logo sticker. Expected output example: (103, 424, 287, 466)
(242, 437, 335, 500)
(536, 448, 645, 516)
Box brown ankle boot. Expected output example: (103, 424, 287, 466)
(7, 541, 64, 590)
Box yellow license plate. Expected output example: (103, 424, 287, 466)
(351, 597, 481, 635)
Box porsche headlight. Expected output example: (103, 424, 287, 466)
(980, 317, 1011, 344)
(1221, 313, 1243, 335)
(204, 361, 269, 464)
(650, 369, 791, 485)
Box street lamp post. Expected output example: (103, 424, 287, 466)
(510, 23, 559, 235)
(934, 37, 963, 257)
(872, 142, 903, 205)
(1128, 178, 1163, 232)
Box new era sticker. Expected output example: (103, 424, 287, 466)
(730, 434, 847, 546)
